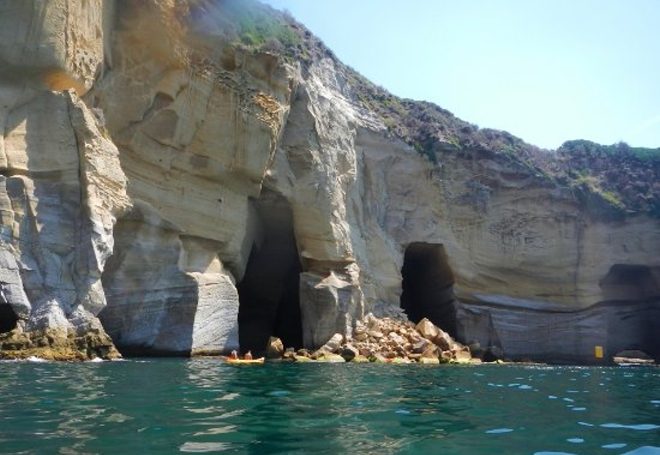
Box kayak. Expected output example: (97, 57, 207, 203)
(225, 357, 265, 365)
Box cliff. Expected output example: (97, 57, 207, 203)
(0, 0, 658, 363)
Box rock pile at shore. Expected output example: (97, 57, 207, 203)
(269, 314, 477, 364)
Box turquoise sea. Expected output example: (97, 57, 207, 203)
(0, 359, 658, 454)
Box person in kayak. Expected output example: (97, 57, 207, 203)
(229, 350, 238, 360)
(244, 350, 253, 360)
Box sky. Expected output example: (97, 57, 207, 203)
(262, 0, 660, 150)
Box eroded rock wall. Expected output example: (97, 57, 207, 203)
(0, 85, 128, 357)
(1, 0, 658, 361)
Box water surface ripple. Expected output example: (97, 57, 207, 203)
(1, 360, 658, 454)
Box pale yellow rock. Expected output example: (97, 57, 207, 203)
(293, 354, 312, 363)
(315, 353, 345, 363)
(416, 318, 440, 341)
(453, 349, 472, 363)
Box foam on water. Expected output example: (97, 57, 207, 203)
(601, 423, 660, 431)
(485, 428, 514, 434)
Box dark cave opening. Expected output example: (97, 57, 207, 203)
(599, 264, 660, 302)
(237, 190, 302, 356)
(599, 264, 660, 361)
(400, 242, 458, 337)
(0, 304, 18, 334)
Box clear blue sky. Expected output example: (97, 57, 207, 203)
(262, 0, 660, 149)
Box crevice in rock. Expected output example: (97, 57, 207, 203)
(0, 303, 19, 334)
(237, 189, 302, 356)
(400, 242, 458, 338)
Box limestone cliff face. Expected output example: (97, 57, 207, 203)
(0, 0, 658, 362)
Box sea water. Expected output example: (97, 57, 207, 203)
(0, 359, 658, 454)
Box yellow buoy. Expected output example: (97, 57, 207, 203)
(594, 345, 604, 359)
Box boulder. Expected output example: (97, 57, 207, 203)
(433, 329, 453, 351)
(419, 357, 440, 365)
(453, 348, 472, 363)
(340, 344, 359, 362)
(358, 347, 373, 357)
(440, 351, 453, 363)
(317, 333, 343, 354)
(367, 330, 384, 340)
(266, 337, 284, 359)
(416, 318, 440, 341)
(282, 347, 296, 361)
(421, 344, 439, 359)
(388, 331, 406, 346)
(412, 339, 432, 354)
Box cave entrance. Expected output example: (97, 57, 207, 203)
(400, 242, 457, 337)
(237, 189, 302, 356)
(0, 303, 18, 334)
(599, 264, 660, 302)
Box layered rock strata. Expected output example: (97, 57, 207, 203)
(0, 0, 658, 362)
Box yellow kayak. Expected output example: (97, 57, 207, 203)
(225, 357, 265, 365)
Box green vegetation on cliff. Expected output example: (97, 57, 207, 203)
(554, 140, 660, 216)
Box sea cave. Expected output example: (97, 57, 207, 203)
(400, 242, 458, 338)
(237, 190, 303, 356)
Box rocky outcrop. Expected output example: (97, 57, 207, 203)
(0, 0, 658, 362)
